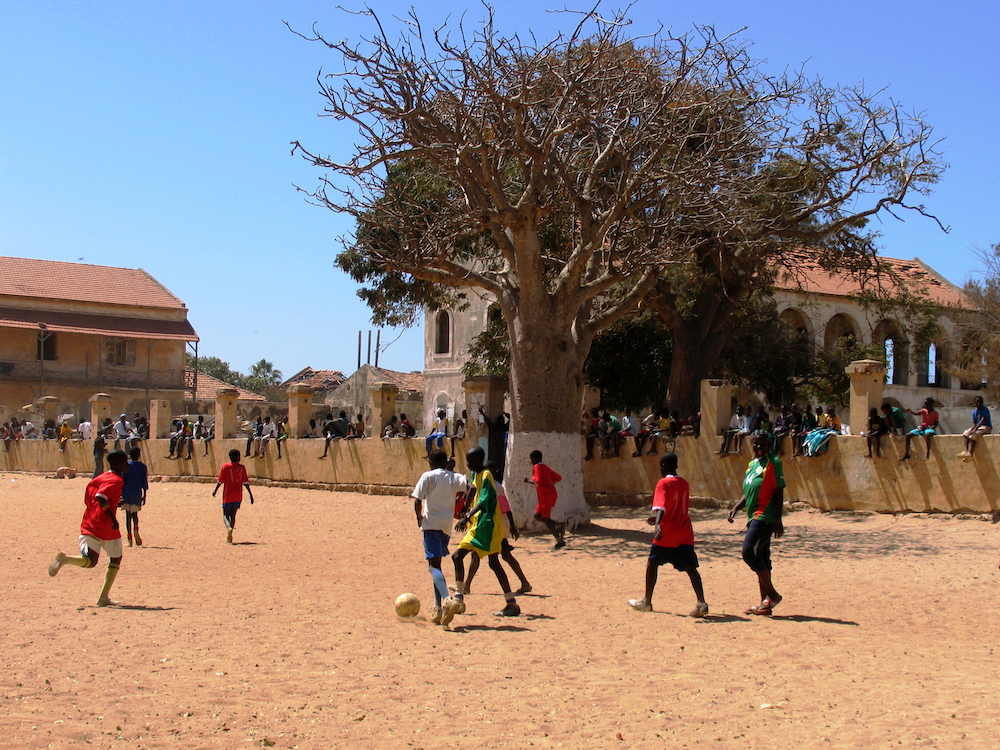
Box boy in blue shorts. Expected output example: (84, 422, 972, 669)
(629, 452, 708, 616)
(412, 449, 469, 625)
(120, 447, 148, 547)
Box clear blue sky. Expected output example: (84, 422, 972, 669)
(1, 1, 996, 380)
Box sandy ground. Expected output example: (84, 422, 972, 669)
(2, 472, 1000, 750)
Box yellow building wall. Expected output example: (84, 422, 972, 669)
(2, 434, 998, 515)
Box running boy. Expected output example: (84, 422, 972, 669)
(525, 450, 565, 548)
(120, 447, 148, 547)
(48, 449, 129, 606)
(442, 447, 520, 626)
(628, 452, 708, 616)
(466, 460, 532, 596)
(213, 449, 254, 544)
(412, 449, 469, 625)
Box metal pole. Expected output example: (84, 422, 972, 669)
(367, 330, 372, 365)
(357, 331, 362, 371)
(375, 330, 381, 368)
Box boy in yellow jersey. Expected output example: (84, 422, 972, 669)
(442, 446, 519, 626)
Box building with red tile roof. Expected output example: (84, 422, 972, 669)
(0, 256, 198, 424)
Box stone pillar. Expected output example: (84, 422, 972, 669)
(700, 379, 733, 438)
(149, 399, 172, 439)
(215, 388, 239, 439)
(89, 393, 113, 431)
(370, 382, 399, 437)
(287, 384, 316, 439)
(464, 376, 509, 461)
(846, 359, 886, 435)
(36, 395, 60, 426)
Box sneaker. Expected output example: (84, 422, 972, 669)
(48, 552, 66, 577)
(514, 583, 533, 595)
(689, 602, 709, 618)
(554, 539, 566, 549)
(126, 536, 133, 547)
(440, 597, 464, 627)
(957, 451, 972, 458)
(629, 598, 652, 612)
(430, 606, 443, 625)
(494, 602, 520, 617)
(134, 533, 142, 547)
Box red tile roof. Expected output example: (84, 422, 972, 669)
(776, 255, 965, 309)
(0, 256, 188, 310)
(281, 367, 346, 391)
(0, 305, 198, 341)
(185, 368, 266, 402)
(366, 366, 424, 393)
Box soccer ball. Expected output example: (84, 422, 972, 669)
(394, 592, 420, 618)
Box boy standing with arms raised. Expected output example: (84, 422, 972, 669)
(412, 449, 469, 624)
(48, 449, 129, 606)
(629, 452, 708, 616)
(213, 449, 254, 544)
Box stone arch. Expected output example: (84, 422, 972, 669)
(823, 313, 860, 352)
(434, 311, 451, 354)
(779, 307, 814, 354)
(873, 319, 909, 386)
(915, 340, 944, 388)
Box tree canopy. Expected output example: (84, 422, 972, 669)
(293, 4, 944, 435)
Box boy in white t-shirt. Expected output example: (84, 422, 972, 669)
(464, 461, 532, 595)
(412, 449, 469, 625)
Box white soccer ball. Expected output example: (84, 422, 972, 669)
(394, 592, 420, 618)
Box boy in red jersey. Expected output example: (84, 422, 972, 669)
(524, 450, 565, 548)
(629, 452, 708, 616)
(48, 449, 129, 606)
(213, 449, 254, 544)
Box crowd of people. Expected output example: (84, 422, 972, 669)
(582, 406, 701, 460)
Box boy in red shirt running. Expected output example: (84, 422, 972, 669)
(213, 449, 254, 544)
(48, 449, 129, 607)
(629, 452, 708, 617)
(524, 450, 566, 548)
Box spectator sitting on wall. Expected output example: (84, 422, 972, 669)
(632, 411, 657, 457)
(821, 406, 841, 433)
(245, 416, 263, 458)
(42, 419, 58, 440)
(319, 411, 351, 457)
(166, 419, 184, 458)
(113, 414, 135, 451)
(425, 409, 449, 454)
(304, 418, 319, 438)
(866, 407, 889, 458)
(58, 421, 73, 452)
(620, 407, 638, 450)
(22, 419, 38, 439)
(253, 415, 277, 457)
(881, 402, 906, 436)
(382, 415, 399, 439)
(719, 406, 743, 454)
(601, 411, 622, 458)
(347, 414, 365, 439)
(958, 395, 991, 459)
(901, 397, 939, 461)
(275, 418, 289, 458)
(399, 413, 417, 437)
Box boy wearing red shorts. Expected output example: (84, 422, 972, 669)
(525, 450, 565, 548)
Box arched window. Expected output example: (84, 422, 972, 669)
(823, 313, 860, 352)
(435, 311, 450, 354)
(916, 342, 943, 387)
(874, 320, 908, 386)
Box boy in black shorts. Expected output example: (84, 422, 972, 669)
(629, 453, 708, 616)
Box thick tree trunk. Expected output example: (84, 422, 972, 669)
(502, 310, 591, 531)
(665, 301, 738, 416)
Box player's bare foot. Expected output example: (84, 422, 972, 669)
(226, 530, 233, 544)
(48, 552, 66, 577)
(134, 533, 142, 546)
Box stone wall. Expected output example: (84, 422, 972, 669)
(3, 432, 999, 515)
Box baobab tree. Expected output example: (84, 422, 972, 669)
(292, 6, 943, 527)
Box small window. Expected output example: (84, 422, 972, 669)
(435, 311, 450, 354)
(106, 338, 136, 366)
(36, 331, 56, 361)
